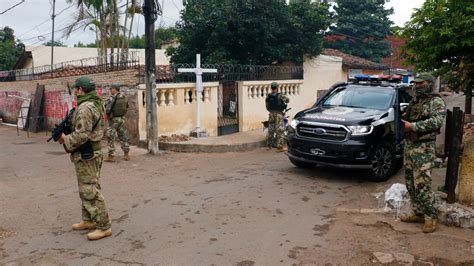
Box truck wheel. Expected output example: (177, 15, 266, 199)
(289, 158, 315, 168)
(369, 142, 396, 181)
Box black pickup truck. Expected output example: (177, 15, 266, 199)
(286, 77, 412, 181)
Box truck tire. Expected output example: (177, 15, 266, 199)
(368, 142, 396, 182)
(289, 158, 315, 169)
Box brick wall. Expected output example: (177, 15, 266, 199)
(0, 69, 140, 144)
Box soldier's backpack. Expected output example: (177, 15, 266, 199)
(111, 93, 128, 117)
(266, 93, 287, 112)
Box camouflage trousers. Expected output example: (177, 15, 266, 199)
(266, 112, 285, 149)
(74, 155, 111, 230)
(106, 116, 130, 155)
(404, 141, 438, 219)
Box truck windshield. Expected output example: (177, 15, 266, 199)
(321, 86, 394, 110)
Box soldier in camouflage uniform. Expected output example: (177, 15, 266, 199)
(265, 82, 289, 152)
(401, 73, 446, 233)
(104, 84, 130, 162)
(58, 76, 112, 240)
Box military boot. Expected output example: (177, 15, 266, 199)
(400, 214, 424, 223)
(87, 228, 112, 240)
(72, 221, 96, 230)
(104, 155, 115, 162)
(422, 216, 438, 233)
(123, 152, 130, 161)
(277, 147, 287, 152)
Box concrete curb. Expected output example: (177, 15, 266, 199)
(158, 140, 266, 153)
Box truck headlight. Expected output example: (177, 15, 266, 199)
(290, 118, 299, 129)
(348, 125, 373, 135)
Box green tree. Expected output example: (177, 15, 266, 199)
(325, 0, 393, 62)
(124, 27, 177, 49)
(128, 36, 145, 49)
(155, 27, 178, 48)
(43, 40, 66, 47)
(74, 41, 97, 47)
(169, 0, 331, 64)
(0, 27, 25, 71)
(65, 0, 142, 58)
(402, 0, 474, 114)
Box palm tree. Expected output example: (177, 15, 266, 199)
(64, 0, 141, 65)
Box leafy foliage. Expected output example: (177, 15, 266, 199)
(43, 40, 66, 47)
(66, 0, 142, 57)
(0, 27, 25, 71)
(325, 0, 393, 62)
(401, 0, 474, 104)
(169, 0, 331, 64)
(154, 27, 178, 48)
(74, 41, 97, 47)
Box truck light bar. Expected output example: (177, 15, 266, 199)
(354, 74, 402, 83)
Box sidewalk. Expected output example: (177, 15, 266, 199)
(158, 130, 267, 152)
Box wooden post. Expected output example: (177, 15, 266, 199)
(444, 109, 452, 157)
(445, 107, 464, 203)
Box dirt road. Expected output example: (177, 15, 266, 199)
(1, 125, 473, 265)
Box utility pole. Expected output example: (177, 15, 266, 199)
(50, 0, 56, 78)
(143, 0, 159, 154)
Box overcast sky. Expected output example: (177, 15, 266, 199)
(1, 0, 425, 47)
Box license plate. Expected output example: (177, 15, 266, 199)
(310, 148, 325, 155)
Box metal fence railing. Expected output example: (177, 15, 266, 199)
(155, 64, 304, 83)
(0, 51, 140, 82)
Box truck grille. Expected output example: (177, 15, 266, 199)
(296, 122, 349, 142)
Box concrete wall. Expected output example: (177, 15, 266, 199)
(300, 55, 347, 109)
(236, 55, 347, 132)
(22, 46, 169, 68)
(0, 69, 141, 143)
(137, 82, 219, 140)
(238, 80, 304, 132)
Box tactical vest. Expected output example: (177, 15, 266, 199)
(405, 95, 442, 143)
(266, 93, 286, 112)
(112, 93, 128, 117)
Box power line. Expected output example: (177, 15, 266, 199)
(19, 10, 81, 43)
(17, 5, 75, 40)
(0, 0, 25, 15)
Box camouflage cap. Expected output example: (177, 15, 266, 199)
(111, 84, 121, 90)
(270, 82, 279, 89)
(413, 72, 435, 83)
(72, 76, 96, 92)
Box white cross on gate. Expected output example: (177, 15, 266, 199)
(178, 54, 217, 135)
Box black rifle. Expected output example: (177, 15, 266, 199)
(47, 108, 75, 142)
(47, 107, 97, 160)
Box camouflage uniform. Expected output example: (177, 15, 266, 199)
(404, 90, 446, 219)
(105, 93, 130, 156)
(265, 92, 289, 149)
(64, 98, 111, 231)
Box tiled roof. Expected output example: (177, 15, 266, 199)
(322, 49, 389, 70)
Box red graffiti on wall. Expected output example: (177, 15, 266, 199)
(0, 91, 23, 114)
(44, 91, 75, 121)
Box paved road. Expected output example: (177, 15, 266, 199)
(1, 125, 473, 265)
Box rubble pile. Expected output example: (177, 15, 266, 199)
(438, 202, 474, 228)
(382, 184, 474, 229)
(159, 134, 191, 143)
